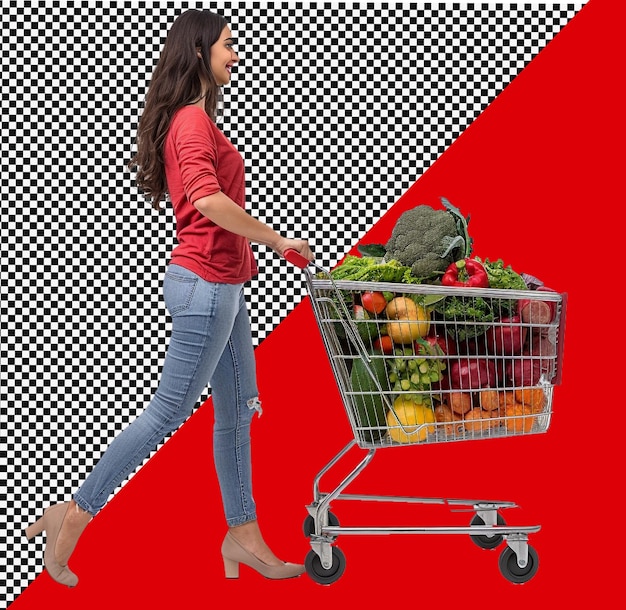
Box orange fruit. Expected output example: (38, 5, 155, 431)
(385, 296, 418, 319)
(479, 389, 501, 412)
(499, 391, 518, 408)
(448, 391, 473, 415)
(434, 403, 464, 437)
(514, 387, 546, 413)
(385, 297, 430, 344)
(481, 408, 503, 429)
(463, 408, 495, 434)
(504, 403, 535, 433)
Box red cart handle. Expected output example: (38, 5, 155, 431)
(283, 248, 310, 269)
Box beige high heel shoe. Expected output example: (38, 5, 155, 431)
(25, 503, 79, 588)
(221, 531, 305, 580)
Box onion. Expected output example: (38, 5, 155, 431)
(505, 358, 542, 386)
(449, 358, 497, 390)
(485, 315, 527, 356)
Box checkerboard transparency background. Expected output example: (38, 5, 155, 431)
(1, 2, 582, 604)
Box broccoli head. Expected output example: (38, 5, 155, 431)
(383, 198, 472, 280)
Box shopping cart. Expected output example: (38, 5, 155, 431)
(284, 250, 567, 585)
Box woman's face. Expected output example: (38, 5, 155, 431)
(210, 26, 239, 86)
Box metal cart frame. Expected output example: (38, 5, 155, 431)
(286, 251, 566, 585)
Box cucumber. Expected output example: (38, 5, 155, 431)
(350, 354, 390, 443)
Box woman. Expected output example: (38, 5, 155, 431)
(26, 9, 313, 586)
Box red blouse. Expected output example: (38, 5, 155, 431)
(163, 105, 258, 284)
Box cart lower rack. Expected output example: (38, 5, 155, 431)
(286, 249, 567, 585)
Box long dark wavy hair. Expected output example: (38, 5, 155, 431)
(128, 9, 228, 209)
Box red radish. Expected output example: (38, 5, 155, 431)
(353, 304, 366, 319)
(485, 314, 527, 356)
(519, 287, 557, 325)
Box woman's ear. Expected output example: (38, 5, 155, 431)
(196, 47, 202, 59)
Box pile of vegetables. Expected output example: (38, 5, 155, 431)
(327, 198, 562, 446)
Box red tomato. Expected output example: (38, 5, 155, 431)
(373, 335, 394, 354)
(360, 291, 387, 314)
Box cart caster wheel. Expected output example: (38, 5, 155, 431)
(303, 512, 339, 537)
(305, 547, 346, 585)
(499, 545, 539, 584)
(470, 513, 506, 550)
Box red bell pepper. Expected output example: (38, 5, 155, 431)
(441, 258, 489, 288)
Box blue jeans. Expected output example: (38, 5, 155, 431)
(74, 265, 260, 526)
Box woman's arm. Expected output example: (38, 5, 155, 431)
(193, 191, 314, 260)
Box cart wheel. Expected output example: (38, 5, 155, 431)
(303, 512, 340, 537)
(499, 545, 539, 584)
(305, 547, 346, 585)
(470, 513, 506, 550)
